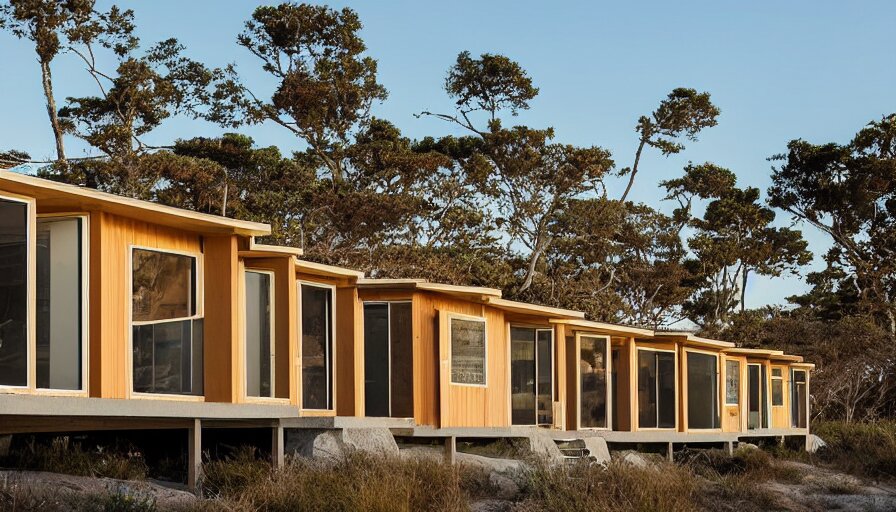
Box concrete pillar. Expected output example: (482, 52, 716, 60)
(187, 419, 202, 493)
(726, 441, 734, 456)
(666, 442, 674, 462)
(272, 424, 285, 469)
(444, 436, 456, 465)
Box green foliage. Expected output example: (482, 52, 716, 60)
(813, 421, 896, 479)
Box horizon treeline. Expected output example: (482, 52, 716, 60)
(3, 1, 895, 422)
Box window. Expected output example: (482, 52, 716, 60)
(579, 335, 608, 428)
(245, 271, 274, 398)
(637, 349, 676, 429)
(132, 248, 203, 395)
(449, 316, 486, 386)
(791, 370, 808, 429)
(510, 327, 554, 426)
(687, 351, 720, 429)
(363, 302, 413, 418)
(725, 360, 740, 405)
(301, 283, 334, 409)
(36, 217, 86, 391)
(0, 198, 28, 387)
(771, 367, 784, 406)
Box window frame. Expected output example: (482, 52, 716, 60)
(447, 312, 488, 388)
(683, 347, 722, 431)
(243, 268, 277, 401)
(576, 332, 611, 431)
(0, 193, 36, 393)
(128, 245, 204, 400)
(771, 365, 785, 407)
(635, 346, 678, 431)
(34, 213, 90, 396)
(507, 324, 555, 427)
(362, 300, 413, 418)
(298, 280, 337, 411)
(724, 358, 740, 406)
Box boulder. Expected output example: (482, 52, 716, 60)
(526, 433, 565, 463)
(342, 428, 400, 457)
(285, 428, 400, 462)
(581, 437, 612, 465)
(614, 450, 650, 468)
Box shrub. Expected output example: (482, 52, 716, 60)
(0, 436, 148, 481)
(813, 421, 896, 479)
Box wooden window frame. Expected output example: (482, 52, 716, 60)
(447, 312, 488, 388)
(243, 269, 279, 402)
(576, 332, 611, 431)
(0, 193, 36, 394)
(298, 280, 337, 411)
(683, 347, 722, 432)
(635, 346, 679, 431)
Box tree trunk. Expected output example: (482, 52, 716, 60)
(519, 235, 549, 293)
(740, 267, 749, 313)
(40, 58, 66, 163)
(620, 138, 646, 202)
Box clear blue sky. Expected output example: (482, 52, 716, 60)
(2, 1, 894, 308)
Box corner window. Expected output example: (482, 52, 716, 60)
(0, 198, 28, 387)
(132, 248, 203, 395)
(245, 270, 274, 398)
(771, 367, 784, 406)
(301, 283, 334, 410)
(725, 360, 740, 405)
(36, 217, 87, 391)
(449, 316, 486, 386)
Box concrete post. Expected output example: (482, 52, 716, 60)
(666, 442, 674, 462)
(187, 419, 202, 493)
(726, 441, 734, 456)
(444, 436, 456, 465)
(272, 423, 285, 470)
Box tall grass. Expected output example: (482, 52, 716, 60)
(0, 436, 148, 481)
(813, 420, 896, 479)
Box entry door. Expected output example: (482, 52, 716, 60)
(791, 369, 808, 429)
(363, 302, 413, 418)
(747, 364, 770, 429)
(579, 335, 609, 429)
(510, 327, 553, 426)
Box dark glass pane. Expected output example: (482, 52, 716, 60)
(389, 302, 413, 418)
(748, 365, 761, 429)
(772, 379, 784, 406)
(192, 319, 203, 395)
(246, 272, 272, 397)
(302, 285, 332, 409)
(511, 327, 536, 425)
(132, 249, 194, 322)
(657, 352, 677, 428)
(364, 303, 389, 417)
(725, 360, 740, 405)
(791, 370, 807, 429)
(637, 351, 657, 429)
(687, 352, 719, 429)
(580, 336, 608, 428)
(132, 319, 201, 395)
(0, 199, 28, 386)
(536, 329, 553, 426)
(36, 218, 83, 390)
(450, 318, 486, 385)
(761, 365, 769, 428)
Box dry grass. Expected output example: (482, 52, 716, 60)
(813, 421, 896, 479)
(0, 436, 148, 481)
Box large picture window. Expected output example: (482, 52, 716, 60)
(687, 351, 720, 429)
(0, 198, 28, 387)
(449, 316, 486, 386)
(132, 248, 203, 395)
(301, 283, 333, 410)
(245, 271, 274, 398)
(638, 349, 676, 429)
(579, 335, 609, 429)
(725, 360, 740, 405)
(36, 217, 86, 391)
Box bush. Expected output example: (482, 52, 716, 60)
(813, 421, 896, 479)
(515, 459, 700, 512)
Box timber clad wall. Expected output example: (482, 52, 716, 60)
(1, 171, 815, 438)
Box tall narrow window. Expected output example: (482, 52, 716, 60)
(363, 302, 413, 418)
(301, 283, 333, 409)
(771, 367, 784, 406)
(638, 350, 676, 429)
(450, 316, 486, 386)
(791, 370, 807, 429)
(725, 360, 740, 406)
(535, 329, 553, 426)
(132, 248, 203, 395)
(580, 335, 608, 429)
(511, 327, 536, 425)
(687, 352, 720, 429)
(37, 217, 85, 390)
(0, 198, 28, 387)
(245, 271, 273, 398)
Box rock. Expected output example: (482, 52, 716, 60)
(456, 452, 524, 474)
(615, 450, 650, 468)
(738, 442, 759, 451)
(526, 433, 565, 463)
(806, 434, 827, 454)
(342, 428, 400, 457)
(488, 472, 521, 500)
(285, 428, 399, 462)
(581, 437, 612, 465)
